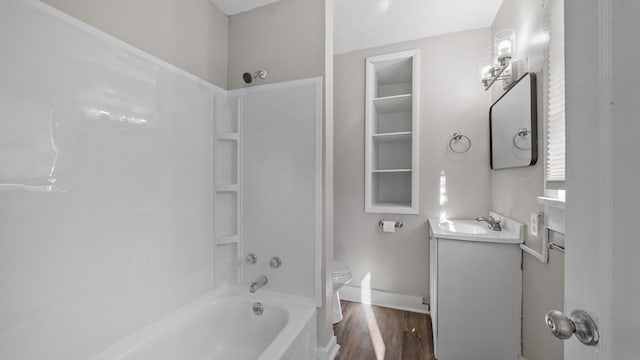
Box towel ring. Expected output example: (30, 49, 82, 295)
(513, 128, 531, 150)
(449, 132, 471, 153)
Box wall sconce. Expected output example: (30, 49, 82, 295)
(481, 29, 517, 91)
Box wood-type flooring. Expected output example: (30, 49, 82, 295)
(333, 300, 435, 360)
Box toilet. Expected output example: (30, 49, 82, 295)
(332, 260, 352, 324)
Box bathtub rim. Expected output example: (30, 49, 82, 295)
(88, 284, 317, 360)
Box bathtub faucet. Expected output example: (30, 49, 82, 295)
(250, 275, 268, 293)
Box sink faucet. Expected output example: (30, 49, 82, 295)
(250, 275, 268, 293)
(475, 216, 502, 231)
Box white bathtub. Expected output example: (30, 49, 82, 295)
(90, 286, 317, 360)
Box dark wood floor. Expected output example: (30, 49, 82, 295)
(333, 301, 435, 360)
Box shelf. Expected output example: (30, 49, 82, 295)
(369, 202, 417, 215)
(537, 196, 566, 209)
(374, 56, 413, 88)
(373, 94, 412, 114)
(215, 184, 239, 192)
(216, 132, 239, 141)
(372, 169, 412, 173)
(372, 131, 412, 142)
(216, 235, 239, 246)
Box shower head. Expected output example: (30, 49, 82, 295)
(242, 69, 268, 85)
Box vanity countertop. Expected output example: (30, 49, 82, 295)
(428, 215, 524, 244)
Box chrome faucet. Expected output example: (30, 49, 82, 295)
(249, 275, 268, 293)
(475, 216, 502, 231)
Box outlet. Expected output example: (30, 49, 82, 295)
(530, 212, 541, 237)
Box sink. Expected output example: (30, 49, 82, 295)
(429, 214, 524, 244)
(438, 220, 488, 234)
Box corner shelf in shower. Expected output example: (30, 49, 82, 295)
(212, 94, 243, 286)
(365, 49, 420, 215)
(214, 125, 240, 244)
(214, 119, 241, 288)
(216, 235, 239, 246)
(216, 132, 239, 141)
(215, 184, 239, 192)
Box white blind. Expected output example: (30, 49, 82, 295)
(546, 0, 565, 182)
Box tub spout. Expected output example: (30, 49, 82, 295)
(250, 275, 268, 293)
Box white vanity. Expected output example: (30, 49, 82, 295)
(429, 213, 523, 360)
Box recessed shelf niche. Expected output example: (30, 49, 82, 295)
(365, 49, 420, 214)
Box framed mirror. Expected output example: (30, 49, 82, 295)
(489, 72, 538, 169)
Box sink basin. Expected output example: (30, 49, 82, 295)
(429, 215, 524, 244)
(438, 220, 488, 234)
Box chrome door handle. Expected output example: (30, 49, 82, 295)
(545, 310, 599, 346)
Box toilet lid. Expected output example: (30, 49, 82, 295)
(332, 260, 351, 276)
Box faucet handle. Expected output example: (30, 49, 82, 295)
(269, 256, 282, 269)
(244, 253, 257, 265)
(493, 220, 502, 231)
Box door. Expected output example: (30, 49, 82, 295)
(563, 0, 640, 359)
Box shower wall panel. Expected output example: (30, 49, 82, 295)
(0, 1, 220, 359)
(240, 78, 322, 304)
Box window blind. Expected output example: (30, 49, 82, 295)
(546, 0, 565, 183)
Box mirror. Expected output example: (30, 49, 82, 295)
(490, 72, 538, 170)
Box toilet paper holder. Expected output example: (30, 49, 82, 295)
(378, 220, 403, 229)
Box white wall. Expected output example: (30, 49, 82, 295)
(227, 0, 325, 90)
(490, 0, 565, 359)
(611, 1, 640, 357)
(0, 1, 220, 359)
(334, 29, 492, 299)
(42, 0, 229, 88)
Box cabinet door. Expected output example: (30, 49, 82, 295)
(436, 239, 521, 360)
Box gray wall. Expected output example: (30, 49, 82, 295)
(42, 0, 229, 89)
(491, 0, 565, 359)
(334, 29, 492, 299)
(227, 0, 325, 90)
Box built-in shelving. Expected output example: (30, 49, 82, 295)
(216, 235, 239, 246)
(370, 201, 412, 209)
(371, 169, 412, 173)
(372, 131, 412, 142)
(214, 95, 241, 286)
(372, 94, 412, 113)
(365, 49, 420, 214)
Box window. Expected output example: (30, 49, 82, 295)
(546, 0, 565, 187)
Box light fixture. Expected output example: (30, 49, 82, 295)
(481, 29, 517, 91)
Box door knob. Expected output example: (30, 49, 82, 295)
(545, 310, 599, 346)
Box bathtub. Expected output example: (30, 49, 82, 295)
(90, 285, 317, 360)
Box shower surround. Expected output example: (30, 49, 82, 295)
(0, 1, 323, 359)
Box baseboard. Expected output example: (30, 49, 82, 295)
(519, 355, 527, 360)
(316, 335, 339, 360)
(339, 285, 430, 314)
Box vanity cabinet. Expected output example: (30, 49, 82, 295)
(428, 217, 523, 360)
(365, 49, 420, 214)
